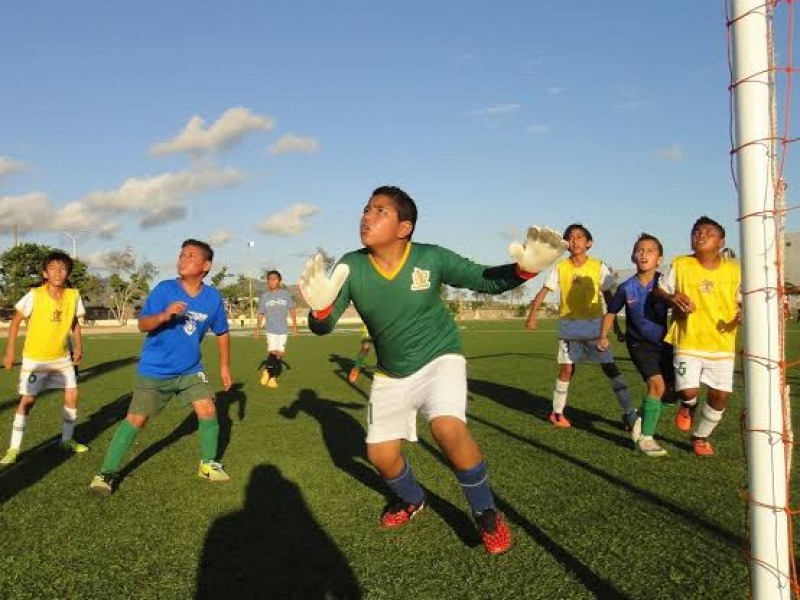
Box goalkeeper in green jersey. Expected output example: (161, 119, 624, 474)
(300, 185, 566, 555)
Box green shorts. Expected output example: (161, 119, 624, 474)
(128, 373, 214, 417)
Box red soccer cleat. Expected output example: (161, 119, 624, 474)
(692, 438, 714, 457)
(549, 412, 571, 428)
(380, 498, 426, 528)
(476, 508, 512, 555)
(675, 404, 695, 432)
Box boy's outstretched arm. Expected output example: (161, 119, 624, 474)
(3, 311, 24, 370)
(71, 317, 83, 365)
(526, 286, 550, 331)
(597, 313, 617, 351)
(216, 332, 232, 391)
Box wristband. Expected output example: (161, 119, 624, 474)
(515, 265, 537, 280)
(312, 305, 333, 320)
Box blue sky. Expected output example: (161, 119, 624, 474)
(1, 1, 797, 291)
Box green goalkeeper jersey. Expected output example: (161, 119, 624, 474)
(308, 242, 526, 378)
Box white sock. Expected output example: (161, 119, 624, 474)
(553, 380, 569, 414)
(682, 396, 698, 407)
(62, 406, 77, 442)
(611, 375, 633, 413)
(694, 404, 724, 438)
(10, 413, 26, 450)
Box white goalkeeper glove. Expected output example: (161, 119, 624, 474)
(509, 226, 567, 275)
(298, 253, 350, 315)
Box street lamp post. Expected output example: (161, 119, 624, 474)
(246, 241, 255, 328)
(60, 231, 78, 259)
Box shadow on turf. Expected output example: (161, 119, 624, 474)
(0, 392, 132, 503)
(466, 412, 742, 550)
(196, 463, 363, 599)
(467, 377, 635, 450)
(328, 353, 374, 390)
(280, 389, 480, 548)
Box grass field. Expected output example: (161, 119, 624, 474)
(1, 319, 798, 599)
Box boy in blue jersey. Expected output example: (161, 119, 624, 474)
(255, 270, 297, 388)
(598, 233, 674, 457)
(298, 185, 567, 555)
(89, 239, 232, 495)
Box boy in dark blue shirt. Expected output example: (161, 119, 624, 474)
(90, 239, 232, 495)
(598, 233, 674, 457)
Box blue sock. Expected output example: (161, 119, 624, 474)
(384, 459, 425, 505)
(456, 460, 495, 515)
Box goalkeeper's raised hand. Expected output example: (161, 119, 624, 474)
(298, 253, 350, 317)
(509, 226, 567, 277)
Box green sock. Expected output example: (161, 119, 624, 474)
(354, 354, 365, 369)
(101, 420, 140, 474)
(198, 417, 219, 463)
(641, 396, 663, 437)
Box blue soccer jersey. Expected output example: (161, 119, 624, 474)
(606, 273, 669, 345)
(138, 279, 229, 378)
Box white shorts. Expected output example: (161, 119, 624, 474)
(366, 354, 467, 444)
(557, 339, 614, 365)
(673, 355, 735, 393)
(19, 357, 77, 396)
(266, 333, 288, 353)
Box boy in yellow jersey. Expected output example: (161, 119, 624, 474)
(0, 251, 87, 466)
(657, 216, 741, 457)
(348, 324, 372, 383)
(526, 223, 640, 434)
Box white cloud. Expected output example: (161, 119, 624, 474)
(0, 156, 25, 178)
(83, 165, 243, 228)
(468, 103, 521, 117)
(97, 222, 120, 239)
(656, 142, 684, 163)
(256, 203, 321, 236)
(546, 86, 565, 95)
(268, 133, 320, 155)
(150, 107, 276, 156)
(526, 124, 550, 133)
(52, 201, 103, 232)
(0, 192, 55, 233)
(208, 229, 235, 247)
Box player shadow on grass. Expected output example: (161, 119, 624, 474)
(280, 389, 480, 548)
(215, 382, 247, 458)
(467, 377, 636, 450)
(196, 463, 362, 599)
(0, 392, 132, 503)
(74, 355, 140, 383)
(466, 411, 742, 549)
(327, 353, 374, 389)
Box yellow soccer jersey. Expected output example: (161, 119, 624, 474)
(661, 255, 741, 358)
(544, 257, 613, 320)
(16, 286, 84, 361)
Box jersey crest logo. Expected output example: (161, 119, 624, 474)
(410, 267, 431, 291)
(699, 279, 714, 294)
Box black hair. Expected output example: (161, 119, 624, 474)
(181, 239, 214, 262)
(371, 185, 418, 239)
(563, 223, 593, 242)
(691, 216, 725, 239)
(631, 232, 664, 262)
(266, 270, 282, 280)
(43, 251, 74, 276)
